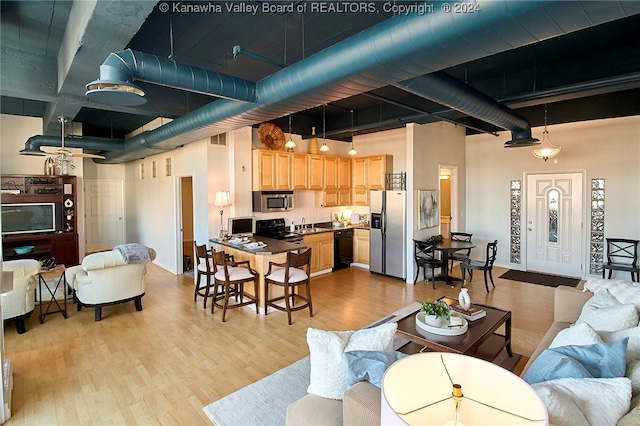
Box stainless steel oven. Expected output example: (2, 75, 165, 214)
(252, 191, 294, 213)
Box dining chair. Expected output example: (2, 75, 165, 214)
(602, 238, 639, 282)
(264, 249, 313, 325)
(211, 250, 259, 322)
(449, 232, 473, 273)
(413, 239, 444, 289)
(460, 240, 498, 292)
(194, 243, 216, 309)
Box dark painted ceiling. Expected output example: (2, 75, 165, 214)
(1, 1, 640, 150)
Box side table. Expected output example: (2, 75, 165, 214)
(38, 265, 68, 323)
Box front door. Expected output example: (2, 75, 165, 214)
(525, 172, 583, 277)
(84, 179, 125, 253)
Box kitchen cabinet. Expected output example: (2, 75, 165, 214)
(320, 156, 351, 207)
(351, 155, 393, 205)
(291, 154, 308, 190)
(353, 229, 370, 265)
(308, 155, 324, 190)
(303, 232, 334, 273)
(368, 155, 393, 190)
(252, 150, 291, 190)
(323, 156, 339, 190)
(352, 157, 368, 189)
(338, 157, 351, 189)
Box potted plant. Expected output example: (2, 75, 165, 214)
(65, 209, 74, 221)
(420, 299, 450, 327)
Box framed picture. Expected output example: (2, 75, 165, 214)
(417, 189, 439, 229)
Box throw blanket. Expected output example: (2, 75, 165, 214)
(114, 243, 152, 264)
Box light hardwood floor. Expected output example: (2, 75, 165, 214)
(4, 264, 561, 425)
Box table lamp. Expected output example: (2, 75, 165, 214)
(215, 191, 232, 238)
(381, 352, 548, 425)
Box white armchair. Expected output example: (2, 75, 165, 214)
(2, 259, 40, 334)
(66, 245, 156, 321)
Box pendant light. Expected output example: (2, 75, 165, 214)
(532, 104, 561, 161)
(285, 114, 296, 152)
(319, 105, 330, 152)
(347, 109, 357, 156)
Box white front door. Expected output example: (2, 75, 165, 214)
(526, 172, 583, 277)
(84, 179, 125, 252)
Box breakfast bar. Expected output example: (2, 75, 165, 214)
(210, 236, 307, 313)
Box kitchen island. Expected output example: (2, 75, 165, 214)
(210, 236, 307, 313)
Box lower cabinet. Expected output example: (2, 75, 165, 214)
(303, 232, 334, 274)
(353, 229, 370, 265)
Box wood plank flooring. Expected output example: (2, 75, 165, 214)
(4, 264, 561, 425)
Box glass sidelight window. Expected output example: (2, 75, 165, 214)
(548, 189, 559, 243)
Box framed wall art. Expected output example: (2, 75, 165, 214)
(417, 189, 439, 229)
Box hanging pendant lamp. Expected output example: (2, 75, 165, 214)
(348, 109, 357, 156)
(319, 105, 330, 152)
(532, 104, 561, 161)
(285, 114, 296, 152)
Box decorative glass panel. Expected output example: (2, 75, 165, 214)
(509, 180, 522, 264)
(548, 189, 559, 243)
(589, 178, 605, 275)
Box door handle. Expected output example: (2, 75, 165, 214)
(528, 228, 532, 231)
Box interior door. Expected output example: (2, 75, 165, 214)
(84, 179, 124, 252)
(526, 172, 583, 277)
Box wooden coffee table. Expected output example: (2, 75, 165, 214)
(394, 297, 512, 362)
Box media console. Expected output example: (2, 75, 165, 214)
(1, 174, 79, 266)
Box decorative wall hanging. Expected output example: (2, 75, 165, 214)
(258, 122, 286, 150)
(417, 189, 439, 229)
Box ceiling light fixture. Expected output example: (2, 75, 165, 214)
(285, 114, 296, 152)
(348, 109, 357, 156)
(531, 104, 561, 161)
(320, 105, 330, 152)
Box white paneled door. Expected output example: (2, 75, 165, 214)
(526, 172, 584, 277)
(84, 179, 124, 253)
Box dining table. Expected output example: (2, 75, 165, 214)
(432, 239, 477, 287)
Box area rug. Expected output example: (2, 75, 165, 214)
(499, 269, 580, 288)
(203, 303, 523, 426)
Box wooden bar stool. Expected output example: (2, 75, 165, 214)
(264, 249, 313, 325)
(211, 250, 259, 322)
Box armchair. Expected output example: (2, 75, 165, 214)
(67, 245, 156, 321)
(2, 259, 40, 334)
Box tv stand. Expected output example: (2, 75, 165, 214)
(1, 174, 79, 266)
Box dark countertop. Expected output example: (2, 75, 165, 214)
(210, 236, 307, 255)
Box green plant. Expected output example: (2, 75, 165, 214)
(420, 300, 450, 319)
(65, 209, 74, 217)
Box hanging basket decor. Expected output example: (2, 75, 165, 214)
(258, 122, 286, 150)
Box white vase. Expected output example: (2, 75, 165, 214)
(424, 315, 442, 328)
(459, 288, 471, 310)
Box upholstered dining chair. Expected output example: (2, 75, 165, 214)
(211, 250, 259, 322)
(449, 232, 473, 273)
(460, 240, 498, 292)
(264, 249, 313, 325)
(602, 238, 639, 282)
(194, 243, 216, 309)
(413, 239, 444, 288)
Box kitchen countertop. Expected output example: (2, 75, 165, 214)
(210, 236, 307, 255)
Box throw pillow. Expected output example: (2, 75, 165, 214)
(343, 350, 407, 388)
(523, 339, 628, 384)
(532, 377, 632, 426)
(584, 279, 640, 313)
(575, 289, 638, 332)
(549, 323, 603, 349)
(626, 359, 640, 397)
(599, 325, 640, 361)
(306, 323, 397, 400)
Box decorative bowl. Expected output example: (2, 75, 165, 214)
(415, 312, 468, 336)
(13, 245, 35, 255)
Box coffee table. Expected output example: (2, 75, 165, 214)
(394, 297, 511, 362)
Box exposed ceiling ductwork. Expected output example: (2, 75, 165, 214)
(20, 135, 125, 156)
(18, 1, 640, 163)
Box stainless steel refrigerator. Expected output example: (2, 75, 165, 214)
(370, 190, 407, 280)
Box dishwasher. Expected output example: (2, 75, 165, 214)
(333, 229, 354, 270)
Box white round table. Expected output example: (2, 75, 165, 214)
(381, 352, 548, 425)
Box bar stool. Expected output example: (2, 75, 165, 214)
(211, 250, 259, 322)
(194, 243, 216, 309)
(264, 249, 313, 325)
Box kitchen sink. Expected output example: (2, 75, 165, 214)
(296, 228, 326, 234)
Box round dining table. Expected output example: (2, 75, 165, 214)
(433, 239, 477, 287)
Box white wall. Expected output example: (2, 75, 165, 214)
(466, 115, 640, 277)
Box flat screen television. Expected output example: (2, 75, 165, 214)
(1, 203, 58, 235)
(228, 216, 256, 236)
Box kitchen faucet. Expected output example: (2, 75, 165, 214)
(302, 217, 306, 228)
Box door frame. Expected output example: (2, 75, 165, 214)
(439, 164, 459, 233)
(175, 174, 195, 275)
(523, 169, 587, 278)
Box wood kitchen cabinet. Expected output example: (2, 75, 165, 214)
(323, 156, 339, 190)
(353, 229, 370, 265)
(352, 157, 368, 189)
(368, 155, 393, 190)
(308, 155, 324, 190)
(303, 232, 334, 274)
(291, 154, 309, 190)
(252, 150, 291, 190)
(351, 155, 393, 205)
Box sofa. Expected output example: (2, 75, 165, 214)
(66, 244, 156, 321)
(287, 281, 640, 425)
(1, 259, 40, 334)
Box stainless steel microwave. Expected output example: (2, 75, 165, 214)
(252, 191, 294, 212)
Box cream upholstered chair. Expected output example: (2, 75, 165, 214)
(66, 244, 156, 321)
(2, 259, 40, 334)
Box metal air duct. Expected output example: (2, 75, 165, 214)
(86, 49, 257, 106)
(20, 135, 125, 156)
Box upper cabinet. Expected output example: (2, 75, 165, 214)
(308, 155, 324, 190)
(291, 154, 309, 190)
(253, 150, 291, 190)
(368, 155, 393, 190)
(351, 155, 393, 205)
